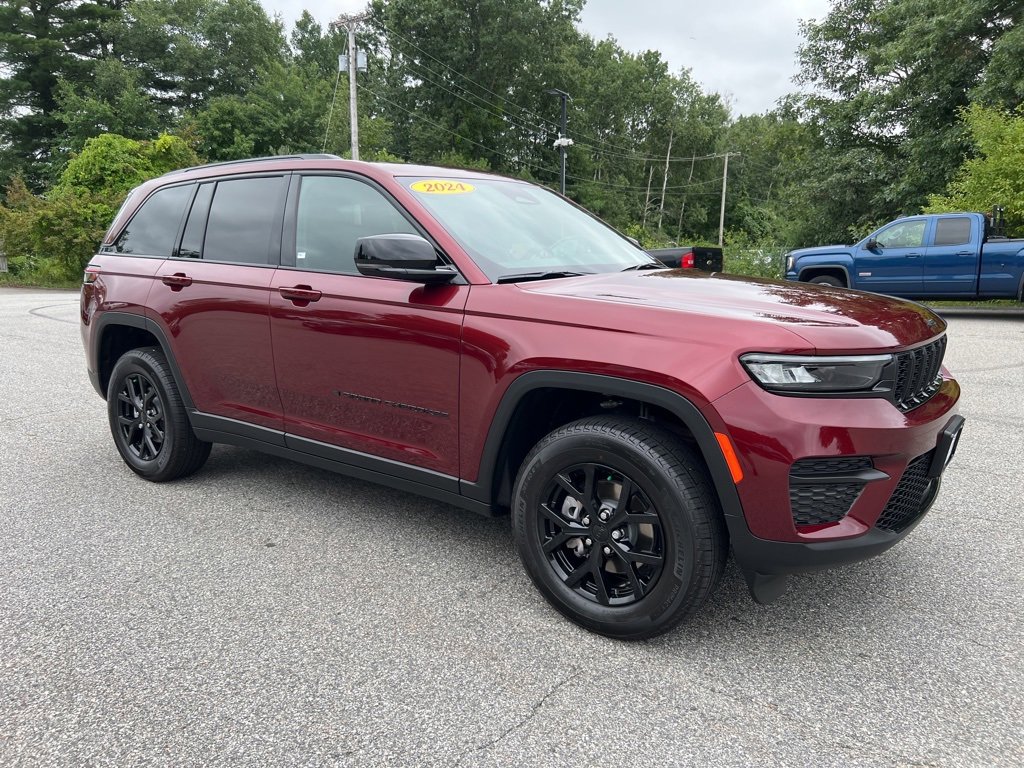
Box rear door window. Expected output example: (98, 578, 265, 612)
(203, 176, 286, 264)
(933, 217, 972, 247)
(177, 183, 214, 259)
(114, 184, 192, 257)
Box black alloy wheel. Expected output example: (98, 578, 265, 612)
(539, 462, 665, 606)
(106, 347, 211, 482)
(116, 372, 166, 461)
(513, 416, 727, 640)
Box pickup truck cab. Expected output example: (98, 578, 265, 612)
(785, 212, 1024, 300)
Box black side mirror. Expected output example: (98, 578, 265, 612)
(866, 237, 880, 251)
(355, 234, 456, 285)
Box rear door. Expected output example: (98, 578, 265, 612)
(923, 215, 978, 296)
(269, 173, 467, 477)
(149, 174, 288, 431)
(855, 218, 926, 295)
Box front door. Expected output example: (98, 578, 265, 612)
(856, 218, 927, 295)
(269, 174, 467, 477)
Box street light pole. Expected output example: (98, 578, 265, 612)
(547, 89, 571, 195)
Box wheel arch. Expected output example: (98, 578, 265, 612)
(797, 264, 851, 287)
(93, 311, 194, 410)
(461, 371, 744, 525)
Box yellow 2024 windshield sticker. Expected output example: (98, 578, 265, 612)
(410, 179, 475, 194)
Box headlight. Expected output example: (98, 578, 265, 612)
(740, 353, 893, 393)
(785, 254, 795, 272)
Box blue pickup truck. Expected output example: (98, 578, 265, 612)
(785, 212, 1024, 301)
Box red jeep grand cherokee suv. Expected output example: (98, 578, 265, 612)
(81, 155, 964, 639)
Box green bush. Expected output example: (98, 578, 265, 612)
(0, 133, 199, 285)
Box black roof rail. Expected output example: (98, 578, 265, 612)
(160, 153, 342, 177)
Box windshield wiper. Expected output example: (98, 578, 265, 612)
(496, 270, 590, 284)
(620, 261, 665, 271)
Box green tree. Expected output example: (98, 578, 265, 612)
(190, 61, 333, 160)
(926, 104, 1024, 234)
(115, 0, 289, 113)
(796, 0, 1020, 239)
(0, 0, 118, 186)
(54, 58, 164, 151)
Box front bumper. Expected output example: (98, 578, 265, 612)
(709, 377, 962, 600)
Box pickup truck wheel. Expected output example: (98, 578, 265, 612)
(512, 416, 726, 640)
(107, 347, 211, 482)
(809, 275, 844, 287)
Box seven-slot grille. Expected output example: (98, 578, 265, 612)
(892, 336, 946, 411)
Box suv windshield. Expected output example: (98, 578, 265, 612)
(400, 176, 655, 281)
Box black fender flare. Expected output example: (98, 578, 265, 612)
(91, 311, 195, 410)
(459, 370, 745, 527)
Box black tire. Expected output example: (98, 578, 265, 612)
(106, 346, 211, 482)
(809, 275, 844, 288)
(512, 416, 727, 640)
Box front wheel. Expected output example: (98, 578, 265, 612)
(106, 347, 211, 482)
(809, 275, 844, 287)
(512, 417, 727, 640)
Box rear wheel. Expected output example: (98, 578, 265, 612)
(808, 275, 844, 287)
(107, 347, 210, 482)
(512, 416, 727, 640)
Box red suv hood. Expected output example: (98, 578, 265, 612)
(519, 270, 946, 351)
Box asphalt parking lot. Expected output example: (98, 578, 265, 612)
(1, 287, 1021, 767)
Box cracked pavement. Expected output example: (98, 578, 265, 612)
(0, 288, 1021, 766)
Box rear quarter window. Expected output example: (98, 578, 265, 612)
(114, 184, 193, 257)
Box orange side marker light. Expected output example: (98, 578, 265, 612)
(715, 432, 744, 484)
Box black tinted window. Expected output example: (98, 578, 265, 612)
(295, 176, 417, 274)
(934, 217, 972, 247)
(177, 183, 213, 258)
(115, 184, 192, 257)
(204, 177, 285, 264)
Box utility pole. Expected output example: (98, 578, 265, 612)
(330, 9, 370, 161)
(547, 89, 571, 195)
(642, 165, 654, 229)
(677, 154, 695, 241)
(657, 127, 673, 232)
(718, 152, 738, 247)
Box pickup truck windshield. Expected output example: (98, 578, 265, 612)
(400, 176, 654, 281)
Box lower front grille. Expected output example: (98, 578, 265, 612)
(876, 452, 935, 533)
(789, 456, 874, 527)
(790, 484, 864, 526)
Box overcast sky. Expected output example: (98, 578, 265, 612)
(260, 0, 833, 116)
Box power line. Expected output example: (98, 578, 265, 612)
(359, 81, 734, 193)
(372, 16, 725, 165)
(379, 49, 728, 170)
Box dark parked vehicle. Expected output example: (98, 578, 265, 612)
(647, 245, 723, 271)
(81, 155, 964, 639)
(785, 210, 1024, 300)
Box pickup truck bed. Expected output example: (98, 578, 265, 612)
(648, 246, 723, 272)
